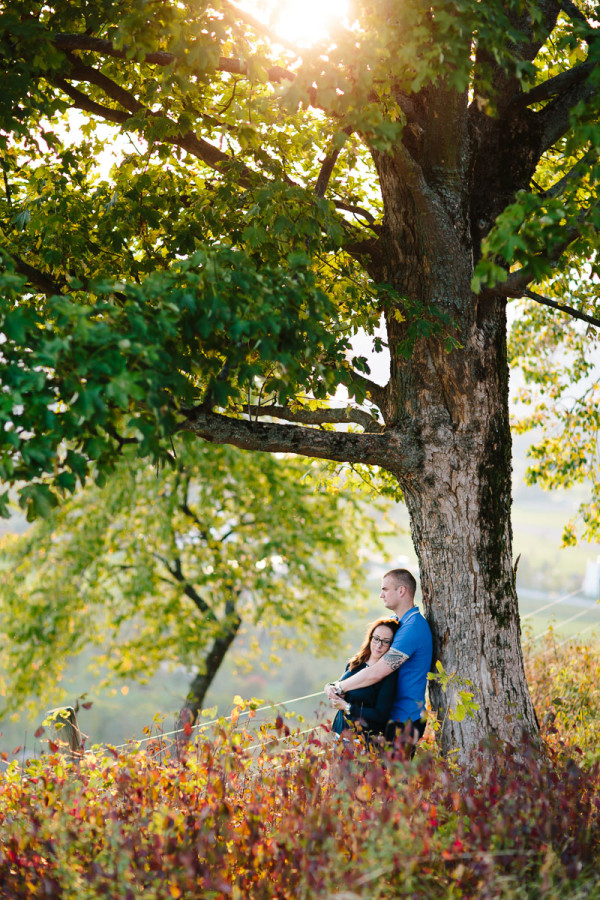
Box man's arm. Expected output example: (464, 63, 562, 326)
(324, 648, 409, 697)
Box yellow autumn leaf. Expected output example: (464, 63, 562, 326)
(355, 784, 372, 802)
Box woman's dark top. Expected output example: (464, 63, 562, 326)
(331, 662, 397, 736)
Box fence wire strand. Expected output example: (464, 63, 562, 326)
(6, 589, 599, 764)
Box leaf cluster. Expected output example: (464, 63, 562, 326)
(0, 245, 356, 517)
(509, 277, 600, 544)
(0, 437, 383, 716)
(1, 0, 599, 532)
(526, 635, 600, 765)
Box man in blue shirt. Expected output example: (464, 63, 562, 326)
(326, 568, 433, 754)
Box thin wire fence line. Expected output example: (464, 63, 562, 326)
(85, 690, 327, 753)
(557, 622, 599, 648)
(24, 602, 600, 763)
(96, 589, 597, 753)
(10, 591, 599, 763)
(521, 588, 585, 620)
(85, 608, 597, 753)
(96, 725, 326, 765)
(531, 604, 599, 644)
(531, 621, 600, 657)
(52, 607, 600, 757)
(245, 726, 319, 754)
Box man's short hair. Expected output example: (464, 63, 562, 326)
(384, 568, 417, 597)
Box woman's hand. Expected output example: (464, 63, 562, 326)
(324, 681, 344, 699)
(329, 695, 349, 711)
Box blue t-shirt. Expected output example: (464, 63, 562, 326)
(390, 606, 433, 723)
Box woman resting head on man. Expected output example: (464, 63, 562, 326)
(330, 617, 399, 740)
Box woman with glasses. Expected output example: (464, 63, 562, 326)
(330, 617, 400, 739)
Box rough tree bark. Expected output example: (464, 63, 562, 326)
(177, 614, 241, 741)
(400, 305, 538, 752)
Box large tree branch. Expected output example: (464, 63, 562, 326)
(509, 60, 595, 111)
(8, 252, 66, 297)
(390, 88, 427, 131)
(315, 128, 352, 199)
(55, 61, 377, 241)
(58, 59, 302, 191)
(180, 408, 416, 472)
(53, 20, 412, 142)
(483, 33, 598, 195)
(472, 0, 561, 112)
(513, 0, 600, 111)
(470, 56, 597, 249)
(498, 258, 563, 299)
(530, 3, 599, 151)
(340, 233, 381, 260)
(242, 403, 384, 432)
(177, 606, 242, 730)
(5, 247, 128, 303)
(53, 75, 259, 185)
(540, 144, 598, 200)
(476, 0, 598, 169)
(57, 50, 288, 183)
(48, 28, 384, 247)
(52, 33, 297, 85)
(53, 33, 179, 66)
(337, 367, 390, 413)
(559, 0, 600, 43)
(316, 139, 380, 226)
(333, 202, 377, 229)
(64, 52, 144, 114)
(537, 74, 599, 153)
(179, 488, 209, 538)
(523, 289, 600, 328)
(497, 195, 600, 297)
(164, 555, 219, 621)
(53, 76, 130, 125)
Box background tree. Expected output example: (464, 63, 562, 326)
(0, 0, 599, 755)
(0, 439, 381, 723)
(509, 288, 600, 548)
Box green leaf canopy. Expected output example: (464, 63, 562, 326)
(0, 439, 382, 715)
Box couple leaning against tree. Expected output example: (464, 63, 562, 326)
(325, 569, 433, 755)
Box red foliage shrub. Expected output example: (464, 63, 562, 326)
(2, 704, 600, 899)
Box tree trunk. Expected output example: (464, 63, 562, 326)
(371, 104, 539, 757)
(401, 311, 539, 756)
(179, 88, 543, 760)
(176, 614, 241, 745)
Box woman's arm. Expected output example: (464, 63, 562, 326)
(347, 672, 397, 728)
(325, 648, 408, 698)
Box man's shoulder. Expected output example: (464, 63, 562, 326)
(412, 610, 433, 642)
(403, 607, 431, 631)
(393, 608, 432, 653)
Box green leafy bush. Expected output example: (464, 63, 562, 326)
(526, 635, 600, 767)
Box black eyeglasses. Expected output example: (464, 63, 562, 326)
(371, 635, 392, 646)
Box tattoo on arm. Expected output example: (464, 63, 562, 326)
(383, 648, 409, 671)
